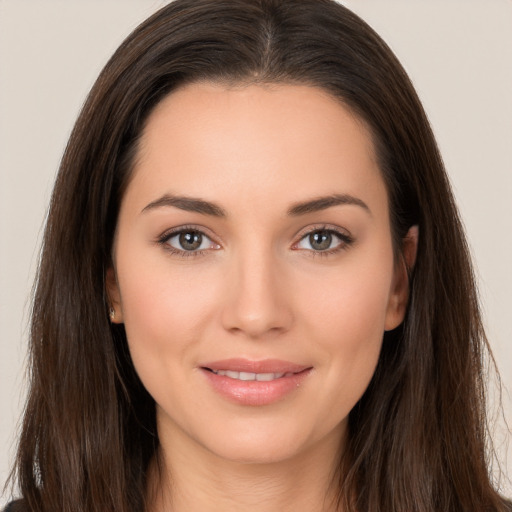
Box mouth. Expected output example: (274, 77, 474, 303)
(205, 369, 298, 381)
(200, 359, 312, 406)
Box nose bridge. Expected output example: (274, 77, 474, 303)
(221, 239, 292, 338)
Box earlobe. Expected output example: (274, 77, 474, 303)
(384, 225, 419, 331)
(106, 266, 124, 323)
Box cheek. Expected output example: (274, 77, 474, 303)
(296, 251, 394, 407)
(116, 251, 221, 371)
(301, 250, 394, 341)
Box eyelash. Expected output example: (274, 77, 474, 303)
(157, 225, 219, 258)
(292, 225, 354, 258)
(156, 225, 354, 258)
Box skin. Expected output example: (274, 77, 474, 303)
(107, 83, 417, 512)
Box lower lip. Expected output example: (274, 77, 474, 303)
(201, 368, 312, 406)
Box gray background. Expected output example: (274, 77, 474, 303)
(1, 0, 511, 503)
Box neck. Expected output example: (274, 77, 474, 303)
(147, 421, 346, 512)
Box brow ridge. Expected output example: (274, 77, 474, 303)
(141, 194, 226, 217)
(287, 194, 371, 216)
(142, 193, 369, 218)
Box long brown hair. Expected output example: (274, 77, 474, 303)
(8, 1, 509, 511)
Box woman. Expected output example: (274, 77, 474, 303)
(4, 0, 510, 510)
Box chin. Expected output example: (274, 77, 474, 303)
(192, 414, 346, 467)
(206, 436, 306, 466)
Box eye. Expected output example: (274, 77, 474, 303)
(160, 228, 220, 254)
(295, 228, 351, 252)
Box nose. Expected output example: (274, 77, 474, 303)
(221, 247, 294, 339)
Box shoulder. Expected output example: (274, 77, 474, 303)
(2, 501, 27, 512)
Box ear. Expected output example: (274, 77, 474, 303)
(106, 266, 124, 323)
(384, 225, 419, 331)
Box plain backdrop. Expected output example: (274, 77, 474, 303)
(1, 0, 511, 504)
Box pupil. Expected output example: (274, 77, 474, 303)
(310, 231, 332, 251)
(179, 231, 202, 250)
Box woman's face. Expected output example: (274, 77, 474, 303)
(108, 83, 410, 465)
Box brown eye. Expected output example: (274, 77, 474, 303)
(178, 231, 203, 251)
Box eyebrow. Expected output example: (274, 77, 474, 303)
(141, 194, 227, 217)
(141, 192, 370, 218)
(287, 194, 371, 216)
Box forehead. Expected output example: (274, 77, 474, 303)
(125, 82, 386, 217)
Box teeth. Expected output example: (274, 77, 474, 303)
(212, 370, 287, 381)
(257, 372, 282, 381)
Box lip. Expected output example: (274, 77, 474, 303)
(200, 358, 312, 406)
(202, 358, 310, 374)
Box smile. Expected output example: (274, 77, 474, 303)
(200, 359, 312, 406)
(209, 370, 295, 381)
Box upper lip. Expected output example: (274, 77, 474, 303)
(201, 358, 311, 374)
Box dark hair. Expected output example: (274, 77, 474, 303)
(8, 1, 509, 511)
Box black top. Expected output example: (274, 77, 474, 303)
(4, 497, 512, 511)
(3, 501, 25, 512)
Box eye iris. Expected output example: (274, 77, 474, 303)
(310, 231, 332, 250)
(179, 231, 202, 250)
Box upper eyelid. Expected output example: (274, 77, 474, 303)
(293, 224, 352, 241)
(157, 224, 220, 244)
